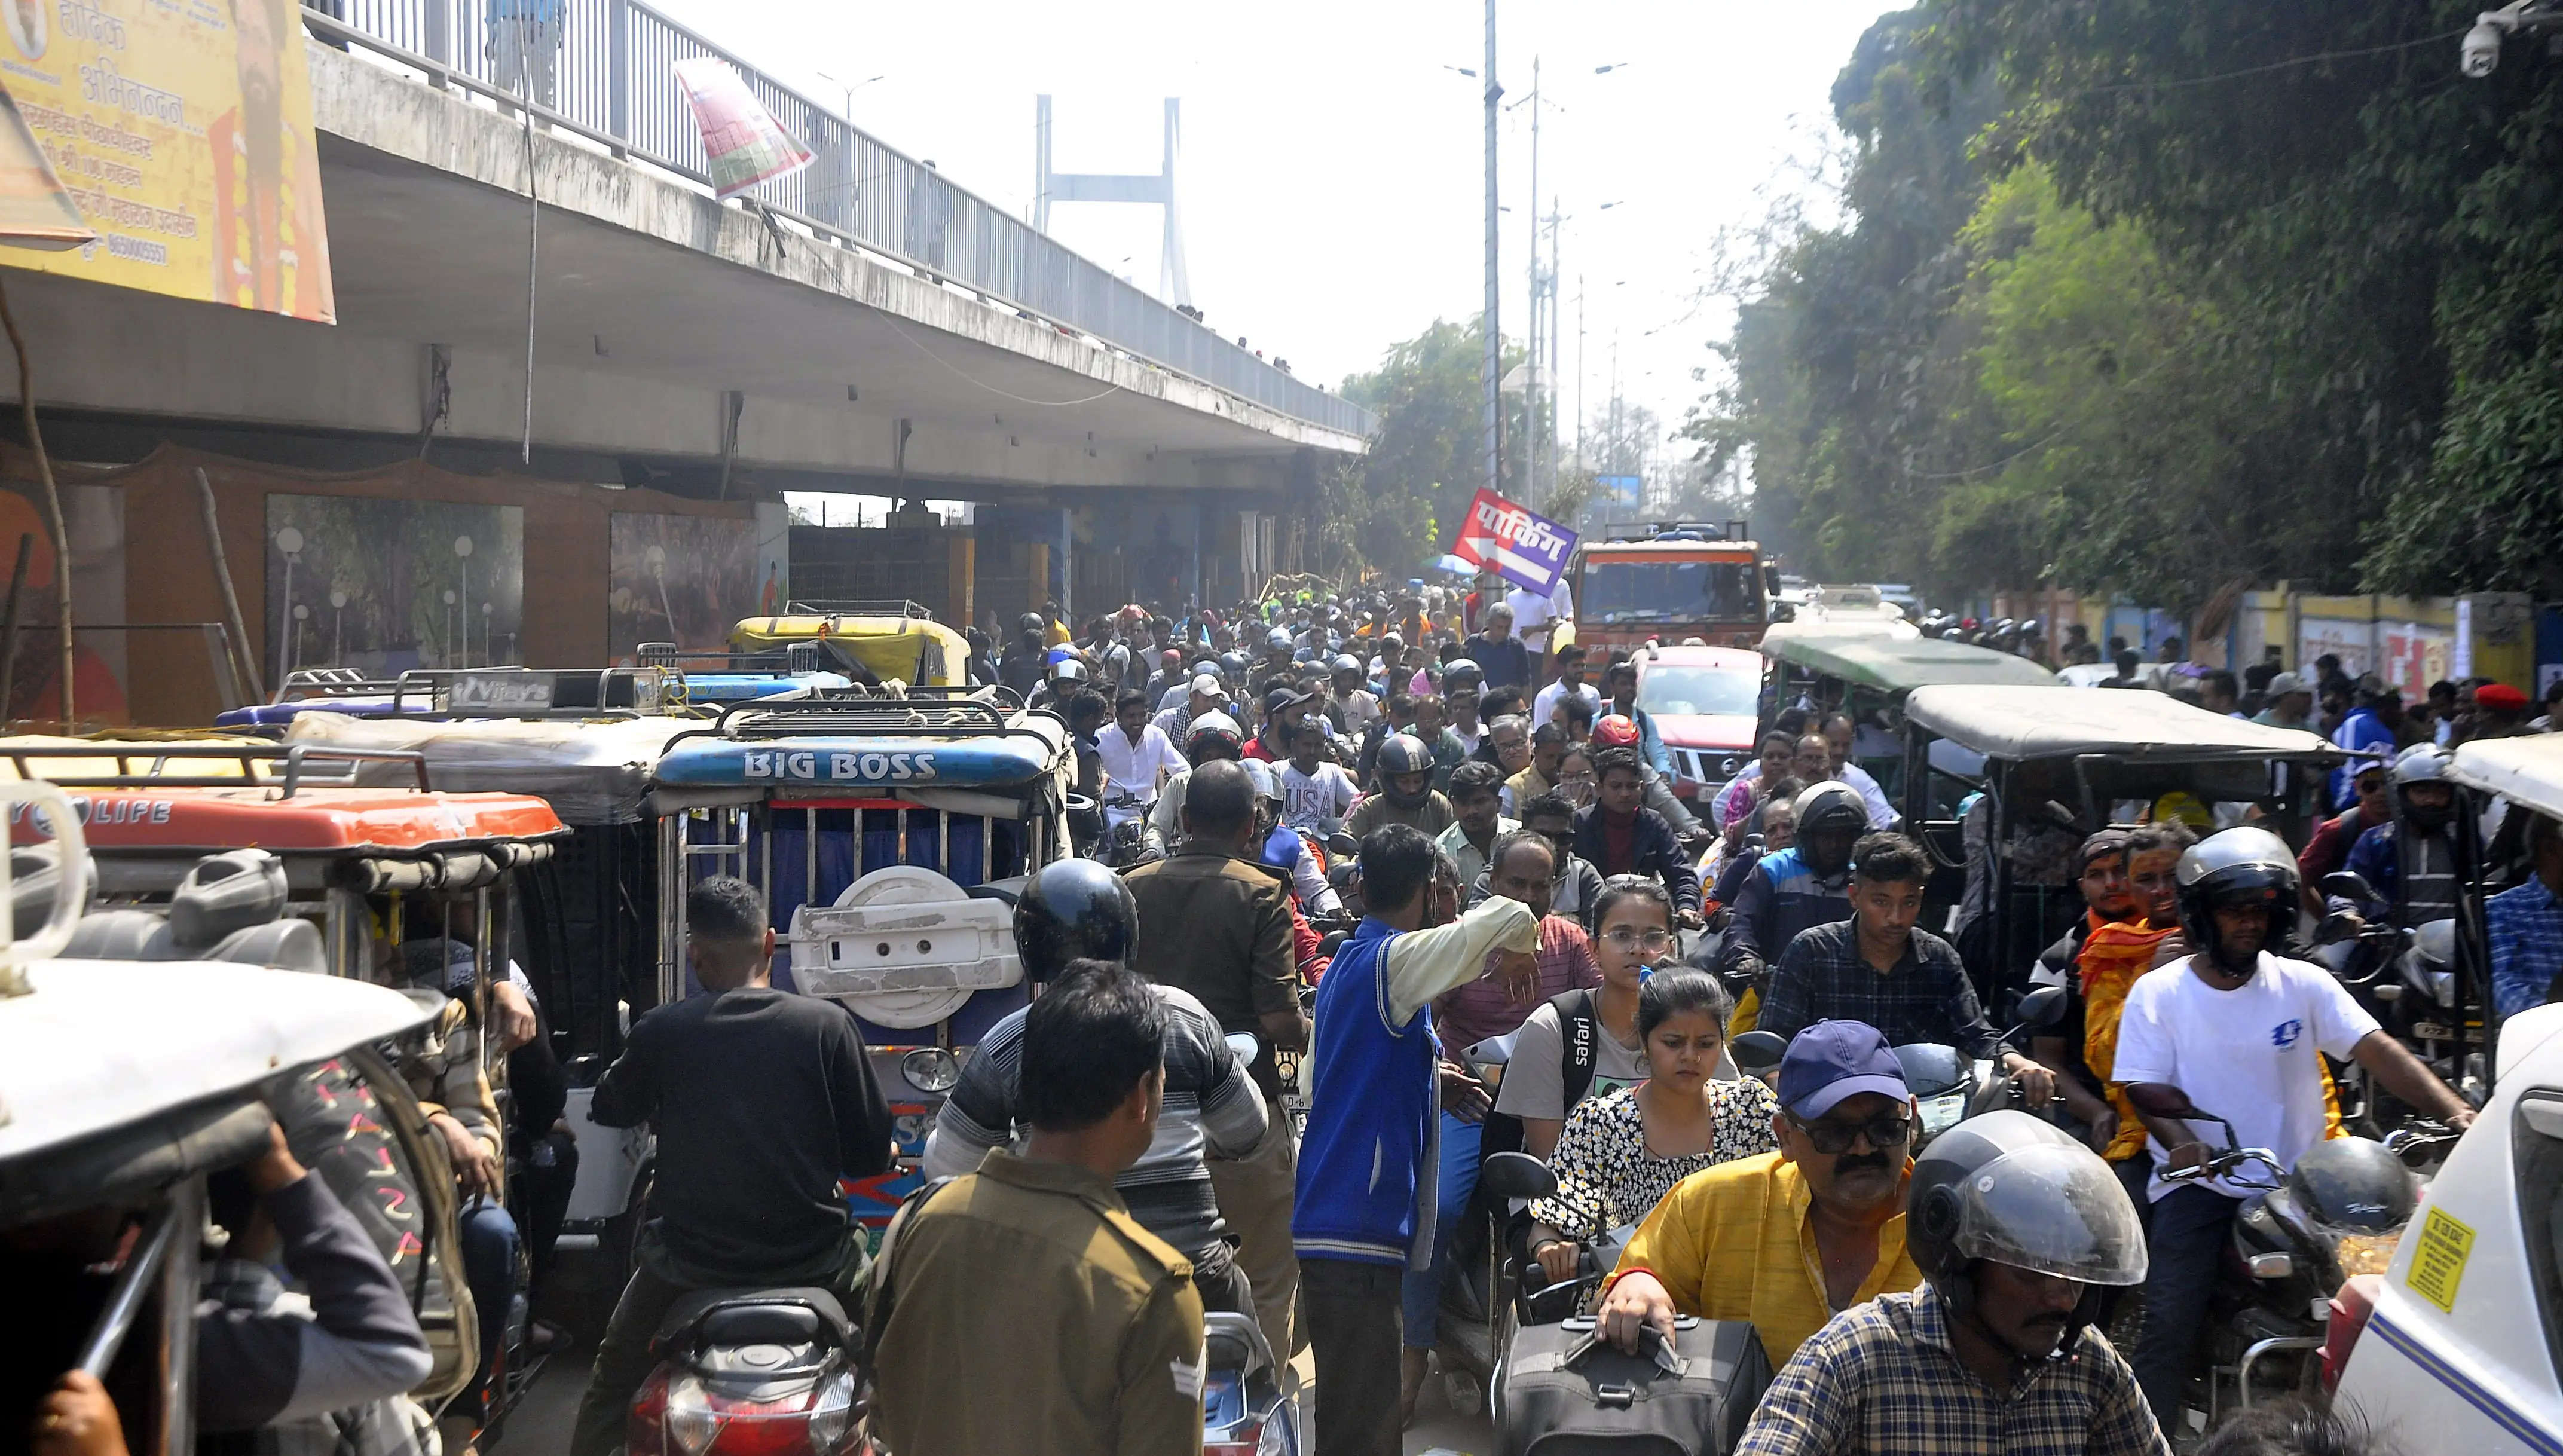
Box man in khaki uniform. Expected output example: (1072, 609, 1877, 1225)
(866, 961, 1206, 1455)
(1124, 760, 1307, 1359)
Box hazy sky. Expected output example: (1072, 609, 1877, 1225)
(659, 1, 1901, 460)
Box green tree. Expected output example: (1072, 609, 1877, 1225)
(1325, 317, 1533, 576)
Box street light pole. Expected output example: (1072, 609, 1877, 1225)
(1481, 0, 1501, 503)
(1525, 54, 1540, 505)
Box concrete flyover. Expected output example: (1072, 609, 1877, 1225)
(0, 14, 1366, 572)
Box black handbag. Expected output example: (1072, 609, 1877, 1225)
(1495, 1315, 1772, 1456)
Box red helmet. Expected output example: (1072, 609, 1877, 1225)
(1593, 715, 1642, 749)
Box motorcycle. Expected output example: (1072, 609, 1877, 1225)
(2121, 1084, 2459, 1425)
(2313, 872, 2483, 1130)
(1726, 984, 2069, 1149)
(626, 1289, 869, 1456)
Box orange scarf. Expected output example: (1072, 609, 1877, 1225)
(2077, 919, 2179, 1162)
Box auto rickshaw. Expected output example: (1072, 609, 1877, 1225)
(0, 780, 441, 1456)
(0, 739, 574, 1442)
(1896, 683, 2338, 998)
(651, 685, 1072, 1238)
(727, 600, 972, 689)
(1760, 631, 2058, 799)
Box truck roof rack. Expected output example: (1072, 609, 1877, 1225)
(777, 599, 935, 620)
(638, 641, 834, 675)
(1, 742, 432, 797)
(689, 684, 1031, 742)
(1599, 519, 1752, 543)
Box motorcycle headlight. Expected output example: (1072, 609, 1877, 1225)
(2332, 1231, 2401, 1277)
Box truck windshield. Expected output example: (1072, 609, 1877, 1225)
(1582, 560, 1761, 624)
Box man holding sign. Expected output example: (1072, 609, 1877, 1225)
(1452, 488, 1579, 669)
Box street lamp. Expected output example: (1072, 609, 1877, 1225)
(815, 70, 886, 117)
(1593, 62, 1633, 74)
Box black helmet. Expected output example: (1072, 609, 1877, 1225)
(1377, 733, 1436, 808)
(1907, 1111, 2148, 1349)
(1014, 858, 1139, 981)
(2284, 1136, 2417, 1235)
(2174, 827, 2298, 977)
(1445, 659, 1485, 690)
(1793, 782, 1868, 877)
(1018, 612, 1045, 635)
(1219, 651, 1251, 678)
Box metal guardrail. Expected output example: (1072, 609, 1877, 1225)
(308, 0, 1375, 441)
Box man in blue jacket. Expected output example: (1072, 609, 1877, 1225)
(1571, 747, 1704, 926)
(1295, 824, 1540, 1453)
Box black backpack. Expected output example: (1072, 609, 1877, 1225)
(1481, 988, 1602, 1161)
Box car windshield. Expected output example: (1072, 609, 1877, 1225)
(1637, 665, 1760, 718)
(1582, 561, 1761, 624)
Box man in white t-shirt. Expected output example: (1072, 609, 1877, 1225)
(2110, 827, 2476, 1430)
(1507, 580, 1573, 660)
(1531, 644, 1604, 733)
(1279, 734, 1357, 834)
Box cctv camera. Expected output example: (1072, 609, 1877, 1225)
(2463, 17, 2507, 77)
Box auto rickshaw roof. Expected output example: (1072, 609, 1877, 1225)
(1763, 632, 2059, 693)
(1901, 684, 2341, 763)
(654, 694, 1069, 791)
(0, 960, 431, 1165)
(1760, 616, 1922, 651)
(2450, 733, 2563, 816)
(0, 737, 568, 852)
(282, 713, 704, 824)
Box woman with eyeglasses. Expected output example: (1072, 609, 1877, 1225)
(1492, 876, 1702, 1159)
(1552, 744, 1599, 811)
(1523, 966, 1776, 1292)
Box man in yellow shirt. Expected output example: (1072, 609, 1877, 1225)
(1597, 1020, 1923, 1364)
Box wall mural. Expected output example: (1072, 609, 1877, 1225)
(264, 494, 525, 681)
(608, 511, 765, 659)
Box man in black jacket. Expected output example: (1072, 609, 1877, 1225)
(1573, 746, 1703, 928)
(569, 878, 894, 1456)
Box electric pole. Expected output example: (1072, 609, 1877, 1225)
(1525, 55, 1540, 504)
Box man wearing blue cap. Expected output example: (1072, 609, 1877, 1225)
(1598, 1021, 1925, 1365)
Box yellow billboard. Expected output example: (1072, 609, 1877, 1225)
(0, 0, 333, 321)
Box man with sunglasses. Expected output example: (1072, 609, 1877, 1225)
(1759, 833, 2059, 1111)
(1476, 791, 1607, 932)
(1599, 1021, 1925, 1364)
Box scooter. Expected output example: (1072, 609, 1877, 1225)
(2314, 872, 2484, 1128)
(625, 1289, 869, 1456)
(1726, 984, 2069, 1149)
(1203, 1311, 1301, 1456)
(2121, 1084, 2457, 1426)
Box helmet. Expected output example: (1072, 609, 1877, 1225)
(1793, 782, 1868, 877)
(1050, 658, 1088, 684)
(1445, 659, 1485, 690)
(2283, 1136, 2417, 1236)
(1266, 628, 1293, 654)
(1013, 858, 1140, 981)
(1906, 1111, 2147, 1345)
(2174, 827, 2299, 977)
(1592, 715, 1641, 750)
(1193, 658, 1225, 682)
(1018, 612, 1045, 634)
(1241, 758, 1284, 806)
(2391, 742, 2449, 787)
(1219, 651, 1250, 678)
(1331, 654, 1362, 675)
(1185, 712, 1244, 764)
(1377, 733, 1436, 808)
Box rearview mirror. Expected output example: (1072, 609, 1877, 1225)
(1731, 1030, 1788, 1075)
(2322, 871, 2381, 904)
(2014, 984, 2068, 1032)
(1478, 1150, 1559, 1202)
(1327, 833, 1360, 860)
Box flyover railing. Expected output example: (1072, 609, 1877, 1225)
(305, 0, 1375, 439)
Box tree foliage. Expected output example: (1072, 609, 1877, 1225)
(1325, 318, 1542, 576)
(1705, 1, 2563, 601)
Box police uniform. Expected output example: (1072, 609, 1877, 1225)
(864, 1150, 1207, 1456)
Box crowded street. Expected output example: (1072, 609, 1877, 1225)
(7, 4, 2563, 1456)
